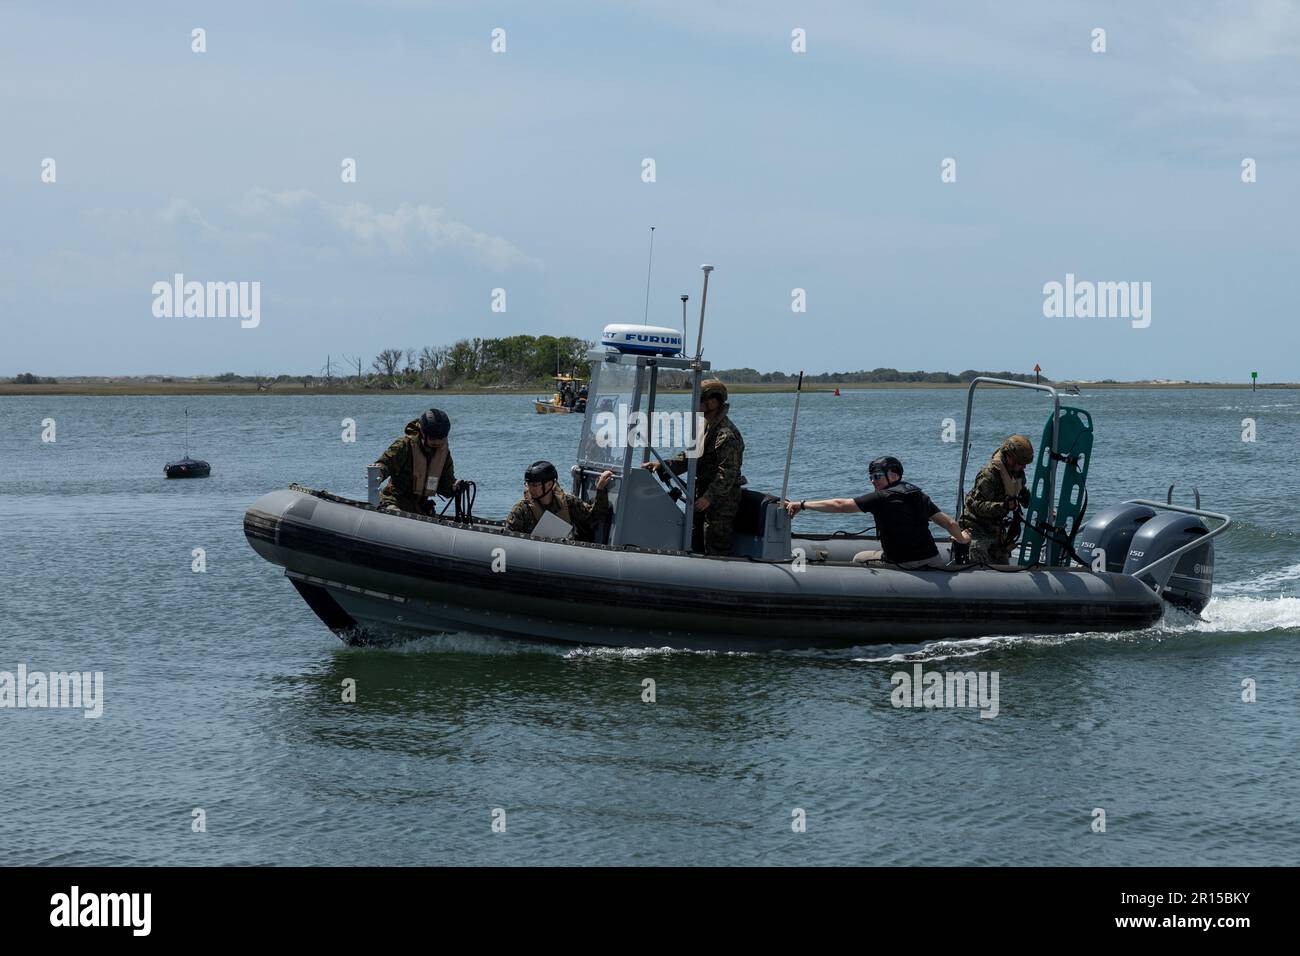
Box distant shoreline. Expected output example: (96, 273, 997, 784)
(0, 381, 1291, 396)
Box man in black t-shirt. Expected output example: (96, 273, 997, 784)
(785, 455, 970, 569)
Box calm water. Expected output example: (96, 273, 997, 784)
(1, 388, 1297, 866)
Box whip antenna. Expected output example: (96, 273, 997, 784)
(780, 371, 805, 503)
(642, 226, 656, 325)
(680, 294, 689, 354)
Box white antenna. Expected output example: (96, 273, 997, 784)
(642, 226, 656, 325)
(694, 264, 714, 361)
(184, 407, 190, 458)
(680, 294, 689, 353)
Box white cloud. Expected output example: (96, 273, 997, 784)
(233, 188, 538, 270)
(157, 198, 217, 236)
(335, 201, 538, 269)
(1174, 0, 1300, 62)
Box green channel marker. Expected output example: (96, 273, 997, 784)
(1019, 406, 1093, 566)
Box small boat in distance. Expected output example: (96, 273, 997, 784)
(165, 408, 211, 478)
(534, 374, 587, 414)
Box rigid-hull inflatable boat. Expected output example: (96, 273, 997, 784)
(244, 266, 1230, 651)
(245, 486, 1174, 651)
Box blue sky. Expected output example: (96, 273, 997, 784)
(2, 1, 1297, 380)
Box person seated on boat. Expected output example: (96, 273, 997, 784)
(959, 435, 1034, 565)
(371, 408, 466, 516)
(505, 460, 614, 541)
(640, 378, 745, 556)
(785, 456, 969, 570)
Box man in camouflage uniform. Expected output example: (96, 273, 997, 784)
(642, 378, 745, 555)
(372, 408, 465, 516)
(959, 434, 1035, 565)
(505, 460, 614, 541)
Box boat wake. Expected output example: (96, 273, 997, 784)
(1164, 594, 1300, 634)
(337, 629, 752, 659)
(562, 645, 751, 660)
(1213, 561, 1300, 596)
(852, 589, 1300, 664)
(332, 568, 1299, 662)
(339, 629, 565, 657)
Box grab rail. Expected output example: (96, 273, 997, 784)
(956, 377, 1061, 520)
(645, 445, 689, 500)
(1122, 499, 1231, 589)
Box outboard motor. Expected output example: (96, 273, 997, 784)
(1121, 514, 1213, 612)
(1075, 498, 1215, 612)
(1075, 503, 1157, 573)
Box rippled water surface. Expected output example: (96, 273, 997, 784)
(1, 389, 1297, 865)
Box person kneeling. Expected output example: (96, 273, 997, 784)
(371, 408, 468, 516)
(505, 460, 614, 542)
(786, 455, 969, 569)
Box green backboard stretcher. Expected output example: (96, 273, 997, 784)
(1018, 407, 1093, 566)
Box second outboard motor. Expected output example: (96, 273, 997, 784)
(1121, 514, 1214, 612)
(1075, 503, 1157, 572)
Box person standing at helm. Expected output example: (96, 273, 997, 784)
(960, 434, 1035, 565)
(786, 456, 968, 569)
(641, 378, 745, 556)
(372, 408, 466, 515)
(505, 460, 614, 541)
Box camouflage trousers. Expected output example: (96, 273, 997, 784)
(968, 531, 1011, 566)
(693, 492, 740, 556)
(378, 486, 433, 516)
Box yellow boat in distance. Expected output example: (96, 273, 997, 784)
(534, 374, 587, 414)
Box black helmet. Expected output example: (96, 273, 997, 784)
(524, 460, 558, 484)
(419, 408, 450, 439)
(868, 455, 903, 479)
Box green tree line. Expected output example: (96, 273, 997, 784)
(360, 335, 595, 389)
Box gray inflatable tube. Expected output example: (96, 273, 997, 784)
(244, 487, 1164, 651)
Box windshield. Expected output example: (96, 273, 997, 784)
(576, 361, 701, 471)
(577, 362, 641, 469)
